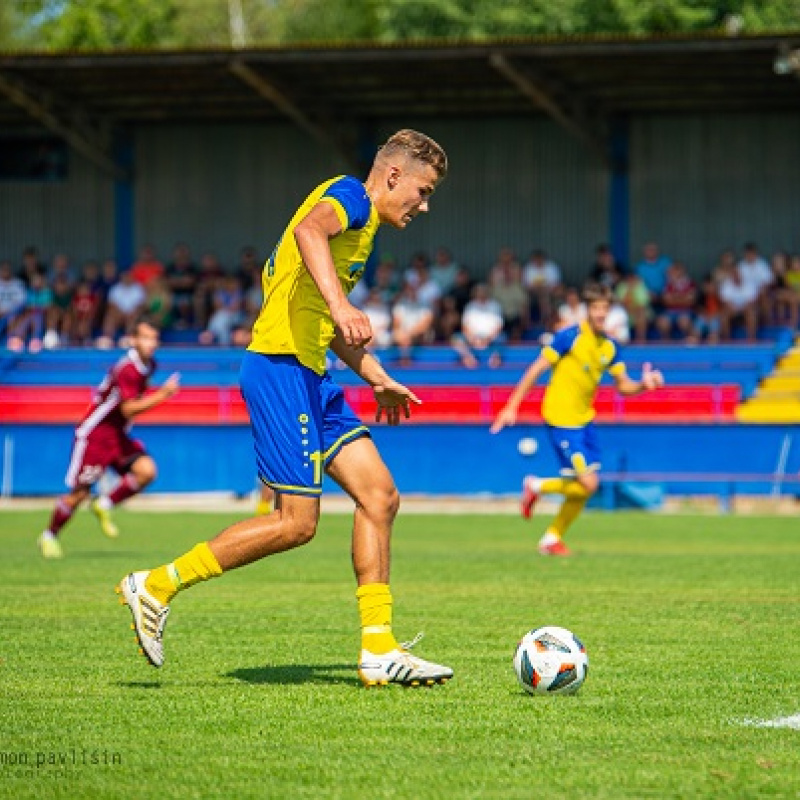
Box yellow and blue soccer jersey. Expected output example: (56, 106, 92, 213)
(541, 321, 625, 427)
(249, 175, 380, 375)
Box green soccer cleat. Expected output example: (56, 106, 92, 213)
(116, 571, 170, 668)
(91, 498, 119, 538)
(358, 634, 453, 688)
(38, 532, 63, 559)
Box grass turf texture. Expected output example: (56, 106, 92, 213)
(1, 509, 799, 799)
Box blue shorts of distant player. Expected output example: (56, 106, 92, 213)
(240, 351, 369, 496)
(546, 422, 601, 476)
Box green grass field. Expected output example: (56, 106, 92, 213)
(1, 507, 799, 799)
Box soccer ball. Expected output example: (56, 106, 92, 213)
(513, 626, 588, 695)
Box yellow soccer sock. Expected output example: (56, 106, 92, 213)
(145, 542, 223, 605)
(548, 496, 588, 539)
(540, 477, 591, 499)
(356, 583, 400, 655)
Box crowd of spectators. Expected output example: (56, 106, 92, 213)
(1, 240, 798, 364)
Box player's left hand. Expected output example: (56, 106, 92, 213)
(373, 380, 422, 426)
(641, 362, 665, 390)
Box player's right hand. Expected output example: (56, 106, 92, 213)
(332, 301, 373, 348)
(162, 372, 181, 397)
(490, 406, 517, 434)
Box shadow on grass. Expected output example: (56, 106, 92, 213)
(115, 681, 162, 689)
(225, 664, 359, 687)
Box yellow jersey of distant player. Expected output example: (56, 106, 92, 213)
(541, 321, 625, 427)
(249, 175, 380, 374)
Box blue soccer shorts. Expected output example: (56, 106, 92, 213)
(240, 351, 370, 496)
(546, 422, 602, 477)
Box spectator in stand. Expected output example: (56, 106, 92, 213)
(691, 273, 722, 344)
(604, 300, 631, 344)
(131, 244, 165, 288)
(44, 272, 75, 349)
(95, 259, 119, 328)
(70, 276, 103, 346)
(737, 242, 773, 326)
(19, 246, 46, 287)
(232, 269, 265, 348)
(522, 248, 563, 328)
(144, 275, 175, 331)
(98, 271, 147, 348)
(446, 266, 475, 316)
(430, 246, 459, 295)
(235, 246, 261, 291)
(785, 253, 800, 301)
(435, 295, 462, 343)
(555, 287, 586, 331)
(2, 262, 36, 350)
(635, 242, 672, 311)
(655, 261, 696, 341)
(590, 244, 624, 289)
(719, 263, 758, 341)
(49, 253, 76, 287)
(615, 271, 651, 343)
(372, 255, 402, 305)
(409, 261, 441, 312)
(489, 246, 521, 286)
(491, 258, 529, 341)
(391, 282, 434, 365)
(193, 253, 225, 329)
(199, 275, 244, 346)
(361, 288, 393, 352)
(10, 270, 52, 351)
(165, 243, 198, 328)
(768, 251, 799, 330)
(452, 282, 504, 368)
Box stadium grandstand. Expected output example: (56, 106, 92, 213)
(1, 33, 800, 504)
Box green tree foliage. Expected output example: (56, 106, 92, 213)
(13, 0, 176, 50)
(4, 0, 800, 51)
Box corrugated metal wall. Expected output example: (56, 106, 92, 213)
(135, 122, 348, 268)
(133, 117, 607, 281)
(4, 112, 799, 282)
(0, 152, 114, 266)
(630, 113, 800, 275)
(374, 117, 608, 283)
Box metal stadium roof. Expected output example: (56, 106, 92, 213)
(1, 33, 798, 177)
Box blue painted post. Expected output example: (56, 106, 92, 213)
(609, 117, 630, 268)
(114, 133, 135, 270)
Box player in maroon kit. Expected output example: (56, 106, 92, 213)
(38, 317, 180, 558)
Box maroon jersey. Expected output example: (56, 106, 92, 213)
(76, 349, 154, 439)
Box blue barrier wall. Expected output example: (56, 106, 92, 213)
(2, 423, 798, 498)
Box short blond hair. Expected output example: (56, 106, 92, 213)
(582, 283, 613, 305)
(378, 129, 448, 179)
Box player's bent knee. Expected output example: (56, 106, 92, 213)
(132, 456, 157, 485)
(362, 482, 400, 523)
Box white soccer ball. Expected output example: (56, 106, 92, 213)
(513, 625, 588, 695)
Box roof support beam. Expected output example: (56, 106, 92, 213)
(489, 52, 609, 165)
(228, 59, 357, 170)
(0, 70, 126, 181)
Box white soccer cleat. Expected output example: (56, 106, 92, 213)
(116, 571, 170, 668)
(358, 634, 453, 688)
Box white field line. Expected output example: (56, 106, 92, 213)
(741, 714, 800, 730)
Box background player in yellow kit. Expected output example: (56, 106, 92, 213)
(117, 130, 454, 687)
(491, 283, 665, 556)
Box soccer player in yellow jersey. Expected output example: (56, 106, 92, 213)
(491, 284, 664, 556)
(117, 130, 454, 687)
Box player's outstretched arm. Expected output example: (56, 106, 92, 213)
(330, 333, 421, 426)
(294, 203, 372, 348)
(120, 372, 181, 418)
(490, 355, 551, 433)
(614, 362, 665, 396)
